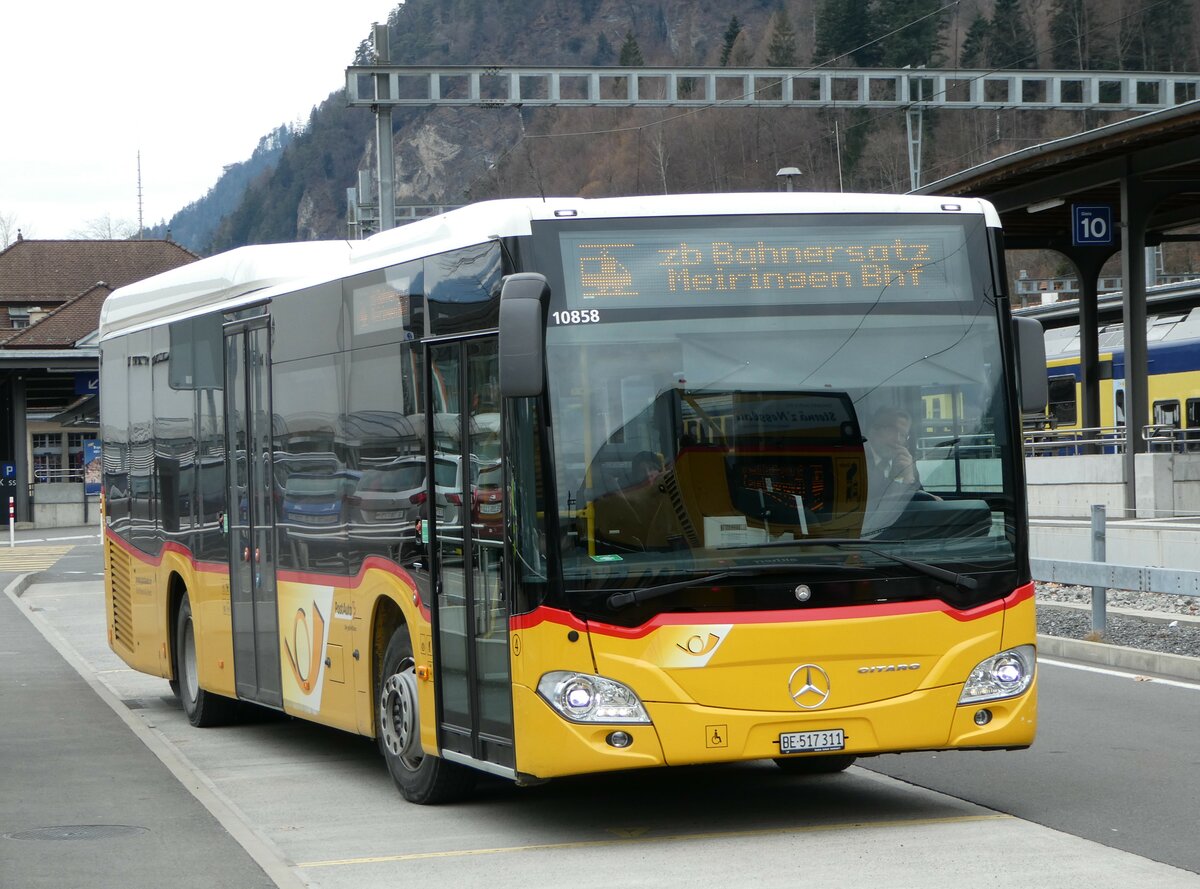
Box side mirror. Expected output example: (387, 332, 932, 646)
(1013, 316, 1047, 414)
(499, 273, 551, 397)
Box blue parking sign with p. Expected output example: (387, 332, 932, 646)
(1073, 204, 1113, 247)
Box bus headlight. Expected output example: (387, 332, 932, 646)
(537, 671, 651, 724)
(958, 645, 1036, 704)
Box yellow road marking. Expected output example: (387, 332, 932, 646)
(298, 813, 1011, 868)
(0, 545, 73, 571)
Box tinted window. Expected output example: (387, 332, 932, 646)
(272, 350, 348, 575)
(153, 325, 194, 539)
(127, 330, 157, 553)
(426, 242, 503, 335)
(346, 260, 424, 346)
(100, 336, 130, 533)
(270, 282, 346, 362)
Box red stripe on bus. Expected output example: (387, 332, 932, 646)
(509, 582, 1035, 638)
(104, 529, 429, 615)
(105, 530, 227, 574)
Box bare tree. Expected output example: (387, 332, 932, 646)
(72, 213, 139, 240)
(648, 125, 670, 194)
(0, 210, 24, 248)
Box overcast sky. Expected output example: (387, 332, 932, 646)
(2, 0, 397, 240)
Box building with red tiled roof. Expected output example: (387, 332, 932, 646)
(2, 283, 113, 349)
(0, 237, 196, 334)
(0, 238, 198, 525)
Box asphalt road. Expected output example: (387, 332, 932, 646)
(3, 526, 1198, 888)
(863, 657, 1200, 873)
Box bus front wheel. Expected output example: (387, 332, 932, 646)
(378, 629, 475, 804)
(176, 593, 238, 727)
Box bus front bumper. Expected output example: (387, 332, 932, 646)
(512, 680, 1036, 779)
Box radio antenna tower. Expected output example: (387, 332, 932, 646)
(137, 151, 144, 239)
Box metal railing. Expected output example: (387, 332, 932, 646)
(916, 432, 1001, 459)
(32, 468, 85, 484)
(1023, 425, 1126, 455)
(1142, 424, 1200, 452)
(1020, 424, 1200, 455)
(1032, 505, 1200, 634)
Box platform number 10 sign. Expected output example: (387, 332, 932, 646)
(1072, 204, 1113, 247)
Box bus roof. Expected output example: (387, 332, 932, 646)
(98, 241, 353, 341)
(349, 193, 999, 270)
(99, 193, 999, 340)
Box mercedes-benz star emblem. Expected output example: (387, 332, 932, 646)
(787, 664, 831, 709)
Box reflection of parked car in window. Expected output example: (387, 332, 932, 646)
(432, 453, 475, 530)
(471, 461, 504, 541)
(346, 458, 427, 550)
(426, 453, 488, 548)
(280, 470, 360, 533)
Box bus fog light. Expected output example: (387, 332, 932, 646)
(959, 645, 1035, 704)
(606, 731, 633, 748)
(973, 708, 993, 726)
(537, 671, 651, 724)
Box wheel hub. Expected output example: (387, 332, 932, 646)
(380, 659, 422, 770)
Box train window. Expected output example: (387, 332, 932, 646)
(1187, 399, 1200, 428)
(1047, 375, 1077, 426)
(1154, 400, 1181, 428)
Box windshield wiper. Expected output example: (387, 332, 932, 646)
(606, 571, 736, 610)
(720, 537, 978, 592)
(604, 563, 853, 610)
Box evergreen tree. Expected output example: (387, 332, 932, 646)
(1049, 0, 1088, 70)
(767, 6, 798, 67)
(875, 0, 947, 68)
(960, 14, 990, 68)
(619, 31, 645, 66)
(989, 0, 1037, 69)
(719, 15, 742, 66)
(814, 0, 878, 67)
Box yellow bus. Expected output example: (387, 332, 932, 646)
(99, 194, 1046, 804)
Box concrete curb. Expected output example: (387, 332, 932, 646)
(1038, 633, 1200, 682)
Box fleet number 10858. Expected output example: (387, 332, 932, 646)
(551, 310, 600, 325)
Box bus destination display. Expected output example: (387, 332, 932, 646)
(559, 223, 971, 309)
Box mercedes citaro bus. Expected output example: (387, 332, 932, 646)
(99, 193, 1046, 803)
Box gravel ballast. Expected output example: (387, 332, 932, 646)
(1036, 582, 1200, 659)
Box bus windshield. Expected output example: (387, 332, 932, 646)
(539, 212, 1019, 620)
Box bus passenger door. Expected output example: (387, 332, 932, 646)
(426, 336, 514, 773)
(224, 317, 283, 708)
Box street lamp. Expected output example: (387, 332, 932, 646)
(776, 166, 802, 192)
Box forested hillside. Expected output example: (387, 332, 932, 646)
(148, 127, 292, 252)
(170, 0, 1197, 256)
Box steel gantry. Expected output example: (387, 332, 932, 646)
(345, 54, 1200, 215)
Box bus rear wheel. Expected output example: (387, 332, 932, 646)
(378, 629, 475, 804)
(773, 754, 857, 775)
(176, 593, 237, 727)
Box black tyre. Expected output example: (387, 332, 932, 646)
(176, 593, 238, 727)
(378, 629, 475, 804)
(773, 754, 857, 775)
